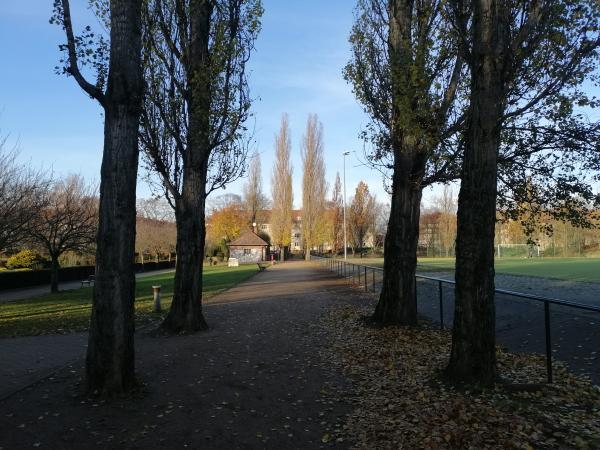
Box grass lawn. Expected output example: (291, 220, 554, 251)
(338, 255, 600, 283)
(0, 264, 258, 337)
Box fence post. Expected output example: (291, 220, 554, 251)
(364, 267, 368, 292)
(438, 280, 444, 330)
(372, 269, 376, 292)
(415, 275, 417, 315)
(544, 301, 553, 383)
(358, 264, 361, 285)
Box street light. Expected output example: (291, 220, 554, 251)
(342, 151, 350, 260)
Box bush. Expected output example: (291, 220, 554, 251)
(6, 250, 44, 270)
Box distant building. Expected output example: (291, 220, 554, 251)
(227, 230, 269, 264)
(255, 209, 306, 253)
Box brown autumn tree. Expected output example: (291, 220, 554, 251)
(0, 139, 50, 253)
(270, 114, 293, 261)
(301, 114, 327, 260)
(52, 0, 144, 394)
(26, 175, 97, 293)
(135, 216, 177, 263)
(435, 186, 457, 257)
(330, 173, 344, 254)
(243, 152, 269, 226)
(349, 181, 376, 255)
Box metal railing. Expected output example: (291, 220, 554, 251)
(311, 255, 600, 384)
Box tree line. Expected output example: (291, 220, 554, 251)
(0, 145, 177, 291)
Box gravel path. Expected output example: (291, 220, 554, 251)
(0, 262, 360, 450)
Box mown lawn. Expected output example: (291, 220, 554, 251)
(0, 264, 258, 337)
(337, 256, 600, 283)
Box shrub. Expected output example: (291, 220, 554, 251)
(6, 250, 43, 270)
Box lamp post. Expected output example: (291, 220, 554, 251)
(343, 151, 350, 260)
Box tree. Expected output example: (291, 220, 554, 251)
(207, 193, 243, 212)
(26, 175, 97, 293)
(447, 0, 600, 386)
(206, 203, 247, 256)
(270, 114, 293, 261)
(0, 138, 49, 253)
(136, 216, 177, 263)
(345, 0, 465, 325)
(330, 173, 344, 254)
(243, 152, 269, 225)
(349, 181, 376, 255)
(435, 186, 457, 257)
(137, 197, 175, 222)
(301, 114, 327, 260)
(139, 0, 263, 333)
(52, 0, 144, 394)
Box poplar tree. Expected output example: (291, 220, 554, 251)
(270, 114, 293, 261)
(447, 0, 600, 385)
(345, 0, 465, 325)
(243, 152, 269, 225)
(52, 0, 144, 394)
(301, 114, 328, 260)
(140, 0, 263, 333)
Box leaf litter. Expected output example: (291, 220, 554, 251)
(318, 305, 600, 449)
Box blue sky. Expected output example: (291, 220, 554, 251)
(0, 0, 414, 209)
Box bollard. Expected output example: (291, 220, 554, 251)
(153, 285, 162, 312)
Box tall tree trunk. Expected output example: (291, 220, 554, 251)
(373, 151, 424, 325)
(160, 0, 211, 334)
(161, 184, 208, 333)
(86, 0, 143, 395)
(50, 254, 60, 294)
(446, 0, 509, 386)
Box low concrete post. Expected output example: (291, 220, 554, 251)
(152, 285, 162, 312)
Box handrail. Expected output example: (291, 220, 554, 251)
(311, 254, 600, 384)
(313, 255, 600, 313)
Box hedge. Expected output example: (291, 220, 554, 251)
(0, 260, 176, 291)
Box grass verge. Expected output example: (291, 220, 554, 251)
(320, 305, 600, 449)
(0, 265, 258, 337)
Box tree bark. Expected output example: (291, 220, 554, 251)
(373, 150, 424, 326)
(161, 186, 208, 333)
(50, 255, 60, 294)
(446, 0, 509, 386)
(85, 0, 143, 395)
(159, 0, 211, 333)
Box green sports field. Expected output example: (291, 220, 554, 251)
(346, 256, 600, 283)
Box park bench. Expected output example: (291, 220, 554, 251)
(80, 275, 95, 288)
(257, 262, 270, 271)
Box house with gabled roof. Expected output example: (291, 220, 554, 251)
(227, 230, 269, 264)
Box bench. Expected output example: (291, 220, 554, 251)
(257, 262, 270, 271)
(80, 275, 95, 288)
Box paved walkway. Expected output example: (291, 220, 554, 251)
(0, 269, 176, 303)
(0, 262, 358, 449)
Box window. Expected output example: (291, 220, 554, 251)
(244, 249, 252, 255)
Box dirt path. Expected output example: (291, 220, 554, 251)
(0, 262, 362, 449)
